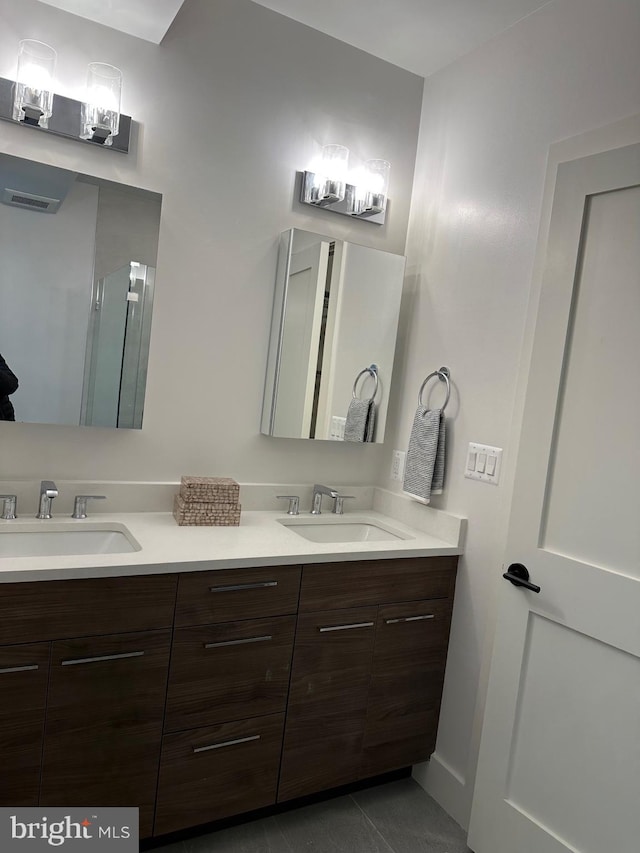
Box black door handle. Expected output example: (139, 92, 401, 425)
(503, 563, 541, 594)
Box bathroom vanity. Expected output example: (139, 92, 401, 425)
(0, 504, 461, 841)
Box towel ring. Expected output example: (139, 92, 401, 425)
(418, 366, 450, 410)
(352, 365, 379, 401)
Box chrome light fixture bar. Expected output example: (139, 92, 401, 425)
(299, 146, 391, 226)
(0, 76, 131, 153)
(0, 41, 131, 153)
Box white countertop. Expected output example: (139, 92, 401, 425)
(0, 508, 463, 583)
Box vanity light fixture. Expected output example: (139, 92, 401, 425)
(80, 62, 122, 146)
(308, 144, 350, 205)
(0, 41, 131, 153)
(349, 159, 391, 216)
(12, 39, 57, 128)
(299, 147, 391, 226)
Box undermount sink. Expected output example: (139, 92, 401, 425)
(0, 522, 140, 558)
(278, 515, 412, 543)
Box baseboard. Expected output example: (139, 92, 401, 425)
(141, 768, 411, 849)
(412, 753, 472, 831)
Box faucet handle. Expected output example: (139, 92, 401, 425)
(276, 495, 300, 516)
(332, 494, 355, 515)
(72, 495, 106, 519)
(0, 495, 17, 520)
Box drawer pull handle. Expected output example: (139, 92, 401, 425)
(193, 734, 261, 753)
(0, 664, 39, 674)
(61, 651, 145, 667)
(204, 635, 272, 649)
(385, 614, 435, 624)
(319, 621, 375, 633)
(209, 581, 278, 592)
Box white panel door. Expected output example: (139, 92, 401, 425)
(468, 141, 640, 853)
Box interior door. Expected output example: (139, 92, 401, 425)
(468, 140, 640, 853)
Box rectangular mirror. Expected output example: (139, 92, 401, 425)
(0, 151, 161, 428)
(262, 228, 405, 442)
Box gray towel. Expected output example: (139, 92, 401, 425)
(402, 407, 445, 502)
(344, 398, 376, 442)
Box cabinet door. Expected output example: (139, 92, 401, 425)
(155, 713, 285, 837)
(166, 616, 296, 731)
(41, 630, 171, 839)
(361, 599, 453, 778)
(278, 607, 377, 802)
(0, 642, 50, 806)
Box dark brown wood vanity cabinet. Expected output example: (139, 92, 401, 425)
(0, 574, 177, 838)
(0, 642, 50, 806)
(278, 556, 457, 802)
(154, 566, 301, 837)
(40, 630, 171, 838)
(0, 554, 456, 840)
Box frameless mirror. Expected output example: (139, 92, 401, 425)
(262, 228, 405, 442)
(0, 151, 161, 428)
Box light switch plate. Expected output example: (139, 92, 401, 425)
(329, 416, 346, 440)
(391, 450, 406, 481)
(465, 442, 502, 485)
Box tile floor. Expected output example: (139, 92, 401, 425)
(155, 778, 472, 853)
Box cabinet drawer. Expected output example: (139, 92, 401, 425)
(0, 642, 50, 806)
(300, 557, 457, 612)
(155, 713, 285, 837)
(165, 615, 296, 731)
(0, 574, 178, 644)
(175, 565, 301, 626)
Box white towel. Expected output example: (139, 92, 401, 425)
(402, 407, 445, 503)
(344, 398, 376, 442)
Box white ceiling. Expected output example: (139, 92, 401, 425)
(35, 0, 188, 44)
(35, 0, 552, 77)
(250, 0, 553, 77)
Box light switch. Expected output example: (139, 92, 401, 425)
(464, 442, 503, 485)
(330, 416, 346, 440)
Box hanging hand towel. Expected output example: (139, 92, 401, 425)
(402, 407, 445, 503)
(344, 397, 376, 442)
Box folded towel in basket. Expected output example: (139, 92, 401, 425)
(402, 407, 445, 503)
(344, 397, 376, 442)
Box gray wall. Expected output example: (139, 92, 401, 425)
(0, 0, 423, 480)
(381, 0, 640, 828)
(93, 184, 161, 282)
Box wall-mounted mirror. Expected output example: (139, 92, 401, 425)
(0, 151, 161, 429)
(262, 228, 405, 442)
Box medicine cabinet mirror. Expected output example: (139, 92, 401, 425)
(262, 228, 405, 442)
(0, 151, 161, 428)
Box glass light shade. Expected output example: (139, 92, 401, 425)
(81, 62, 122, 145)
(13, 40, 57, 127)
(319, 143, 349, 203)
(363, 159, 391, 213)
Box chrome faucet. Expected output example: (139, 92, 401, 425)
(37, 480, 58, 519)
(310, 484, 338, 515)
(72, 494, 106, 519)
(0, 494, 17, 520)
